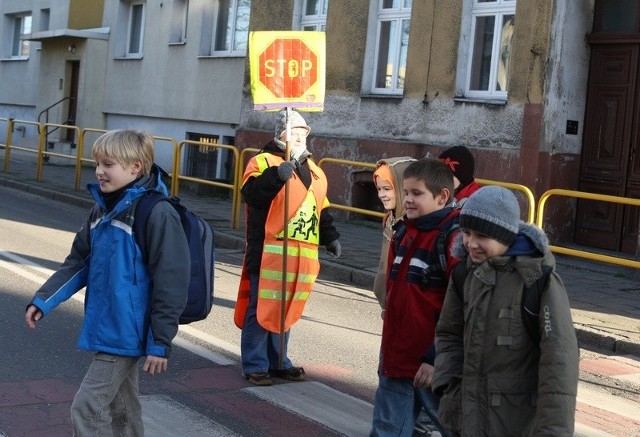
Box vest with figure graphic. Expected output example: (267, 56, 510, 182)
(234, 152, 329, 332)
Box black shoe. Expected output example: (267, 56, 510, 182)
(270, 366, 305, 381)
(245, 372, 273, 386)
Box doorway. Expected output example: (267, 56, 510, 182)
(574, 1, 640, 254)
(65, 60, 79, 142)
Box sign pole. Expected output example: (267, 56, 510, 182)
(278, 107, 292, 370)
(248, 30, 325, 372)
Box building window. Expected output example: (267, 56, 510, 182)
(10, 13, 32, 58)
(300, 0, 328, 31)
(126, 2, 145, 56)
(464, 0, 515, 100)
(39, 9, 50, 32)
(212, 0, 250, 56)
(372, 0, 412, 95)
(169, 0, 189, 44)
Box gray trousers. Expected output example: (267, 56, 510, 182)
(71, 353, 143, 436)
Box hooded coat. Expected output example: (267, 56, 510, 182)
(372, 156, 416, 310)
(30, 166, 190, 358)
(432, 222, 579, 436)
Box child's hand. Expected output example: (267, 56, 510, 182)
(413, 363, 434, 388)
(25, 305, 42, 330)
(143, 355, 168, 375)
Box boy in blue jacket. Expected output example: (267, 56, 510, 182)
(25, 129, 190, 435)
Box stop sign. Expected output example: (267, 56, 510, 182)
(258, 38, 318, 99)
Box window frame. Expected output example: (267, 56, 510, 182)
(169, 0, 189, 44)
(210, 0, 250, 57)
(370, 0, 412, 96)
(462, 0, 516, 101)
(10, 13, 32, 59)
(300, 0, 329, 31)
(126, 1, 145, 58)
(39, 8, 50, 32)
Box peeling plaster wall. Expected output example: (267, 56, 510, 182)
(238, 0, 594, 224)
(543, 0, 593, 156)
(240, 93, 524, 160)
(538, 1, 594, 241)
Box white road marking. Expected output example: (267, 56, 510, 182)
(3, 249, 638, 436)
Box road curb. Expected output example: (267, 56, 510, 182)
(2, 176, 637, 355)
(575, 327, 640, 356)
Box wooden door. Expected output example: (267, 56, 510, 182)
(575, 42, 639, 252)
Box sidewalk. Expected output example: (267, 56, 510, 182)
(1, 155, 639, 356)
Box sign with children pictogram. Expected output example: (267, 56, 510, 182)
(249, 31, 325, 111)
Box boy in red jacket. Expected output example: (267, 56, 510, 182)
(371, 158, 459, 437)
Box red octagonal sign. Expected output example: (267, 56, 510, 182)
(258, 38, 318, 99)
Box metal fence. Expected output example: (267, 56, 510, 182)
(1, 118, 638, 268)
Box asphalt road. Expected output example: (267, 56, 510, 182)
(0, 185, 382, 435)
(1, 185, 639, 436)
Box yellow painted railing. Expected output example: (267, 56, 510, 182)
(233, 147, 262, 229)
(2, 117, 639, 267)
(316, 157, 384, 219)
(476, 178, 536, 223)
(2, 119, 43, 175)
(37, 123, 82, 182)
(536, 189, 640, 268)
(175, 140, 241, 228)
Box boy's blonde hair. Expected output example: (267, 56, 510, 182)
(92, 129, 155, 175)
(403, 158, 454, 203)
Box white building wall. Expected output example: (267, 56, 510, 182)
(101, 0, 246, 127)
(0, 0, 70, 143)
(543, 0, 594, 155)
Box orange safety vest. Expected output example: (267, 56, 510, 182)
(234, 153, 329, 333)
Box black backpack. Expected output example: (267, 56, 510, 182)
(134, 191, 215, 324)
(450, 262, 552, 346)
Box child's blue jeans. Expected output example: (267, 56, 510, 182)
(371, 371, 448, 437)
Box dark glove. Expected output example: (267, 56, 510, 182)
(326, 240, 341, 258)
(277, 161, 296, 181)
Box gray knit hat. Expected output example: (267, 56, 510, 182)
(460, 186, 520, 245)
(274, 109, 310, 142)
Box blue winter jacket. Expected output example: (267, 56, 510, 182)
(30, 167, 190, 357)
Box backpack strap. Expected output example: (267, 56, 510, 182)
(436, 210, 461, 273)
(451, 260, 468, 301)
(521, 265, 553, 347)
(133, 190, 169, 263)
(437, 222, 460, 272)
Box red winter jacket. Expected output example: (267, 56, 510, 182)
(381, 207, 460, 378)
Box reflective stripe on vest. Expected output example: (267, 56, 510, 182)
(257, 240, 320, 332)
(236, 152, 328, 332)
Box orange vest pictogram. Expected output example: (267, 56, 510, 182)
(234, 153, 329, 332)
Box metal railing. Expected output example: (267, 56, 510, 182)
(76, 128, 108, 189)
(233, 147, 262, 228)
(37, 123, 81, 181)
(175, 140, 241, 228)
(2, 117, 639, 268)
(536, 189, 640, 268)
(316, 157, 384, 219)
(2, 119, 43, 175)
(476, 178, 536, 223)
(37, 96, 76, 147)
